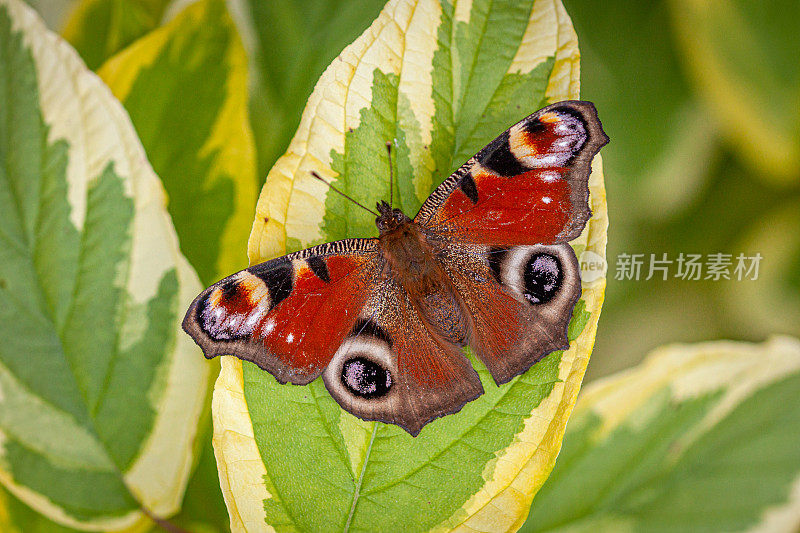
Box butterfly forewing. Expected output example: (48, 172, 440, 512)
(415, 101, 608, 245)
(183, 239, 380, 384)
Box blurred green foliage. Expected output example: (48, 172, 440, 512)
(565, 0, 800, 379)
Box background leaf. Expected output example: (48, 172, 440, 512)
(0, 485, 81, 533)
(0, 0, 209, 529)
(215, 0, 607, 530)
(61, 0, 169, 71)
(95, 2, 261, 531)
(240, 0, 387, 182)
(670, 0, 800, 183)
(97, 0, 258, 286)
(522, 336, 800, 532)
(561, 0, 800, 383)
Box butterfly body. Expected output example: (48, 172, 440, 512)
(374, 205, 460, 342)
(184, 101, 608, 435)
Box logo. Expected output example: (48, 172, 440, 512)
(579, 250, 607, 284)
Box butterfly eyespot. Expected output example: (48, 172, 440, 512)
(341, 357, 393, 398)
(523, 253, 562, 304)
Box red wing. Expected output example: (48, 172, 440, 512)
(321, 279, 483, 436)
(182, 239, 380, 385)
(415, 101, 608, 246)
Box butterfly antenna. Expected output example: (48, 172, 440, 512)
(386, 141, 394, 208)
(309, 171, 379, 216)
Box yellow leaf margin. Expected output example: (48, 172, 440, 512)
(212, 0, 606, 531)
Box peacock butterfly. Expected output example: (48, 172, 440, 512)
(183, 100, 608, 436)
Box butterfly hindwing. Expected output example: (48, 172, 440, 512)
(440, 242, 582, 384)
(182, 239, 380, 384)
(415, 101, 608, 246)
(322, 278, 483, 436)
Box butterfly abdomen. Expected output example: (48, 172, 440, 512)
(420, 290, 469, 346)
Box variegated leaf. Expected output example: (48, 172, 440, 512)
(214, 0, 607, 531)
(0, 0, 209, 529)
(523, 336, 800, 532)
(62, 0, 169, 71)
(98, 0, 258, 286)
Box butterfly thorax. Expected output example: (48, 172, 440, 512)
(378, 219, 436, 281)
